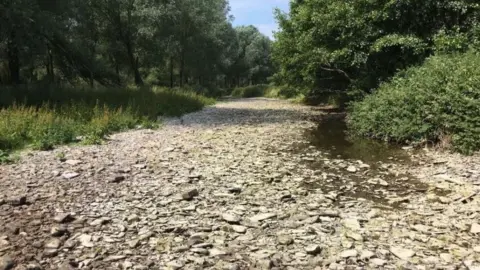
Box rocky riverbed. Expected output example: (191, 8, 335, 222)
(1, 98, 480, 270)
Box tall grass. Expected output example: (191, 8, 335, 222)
(0, 85, 214, 155)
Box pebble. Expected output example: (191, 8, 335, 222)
(250, 213, 276, 222)
(222, 213, 241, 224)
(182, 189, 199, 200)
(305, 245, 322, 255)
(340, 249, 358, 258)
(231, 225, 247, 233)
(390, 247, 415, 260)
(54, 213, 73, 223)
(277, 235, 294, 245)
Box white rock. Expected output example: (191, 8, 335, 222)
(471, 223, 480, 233)
(390, 247, 415, 260)
(370, 258, 386, 266)
(79, 234, 94, 248)
(231, 225, 247, 234)
(360, 250, 375, 260)
(340, 249, 358, 258)
(250, 213, 276, 222)
(222, 213, 241, 224)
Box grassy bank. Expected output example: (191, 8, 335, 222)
(0, 86, 214, 159)
(231, 84, 305, 102)
(348, 51, 480, 154)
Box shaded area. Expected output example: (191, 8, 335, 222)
(306, 116, 410, 164)
(299, 115, 445, 209)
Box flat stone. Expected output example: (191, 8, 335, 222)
(440, 253, 453, 263)
(360, 250, 375, 260)
(209, 248, 228, 256)
(277, 235, 294, 245)
(44, 238, 61, 249)
(90, 217, 111, 226)
(471, 223, 480, 233)
(105, 255, 126, 262)
(305, 245, 322, 255)
(222, 213, 241, 224)
(62, 172, 80, 179)
(390, 247, 415, 260)
(346, 231, 363, 241)
(191, 247, 209, 255)
(54, 213, 74, 223)
(342, 218, 361, 231)
(43, 249, 58, 258)
(370, 258, 386, 266)
(50, 226, 68, 237)
(250, 213, 276, 222)
(8, 196, 27, 206)
(65, 160, 82, 165)
(26, 263, 42, 270)
(231, 225, 247, 234)
(0, 256, 14, 270)
(110, 175, 126, 183)
(346, 166, 357, 173)
(340, 249, 358, 258)
(78, 234, 94, 248)
(182, 189, 199, 200)
(166, 261, 184, 270)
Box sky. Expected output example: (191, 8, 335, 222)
(229, 0, 290, 39)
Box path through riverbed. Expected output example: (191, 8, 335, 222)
(1, 98, 480, 270)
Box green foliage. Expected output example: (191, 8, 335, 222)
(348, 50, 480, 154)
(0, 86, 214, 154)
(231, 85, 270, 98)
(272, 0, 480, 97)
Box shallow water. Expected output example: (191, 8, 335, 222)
(302, 116, 437, 208)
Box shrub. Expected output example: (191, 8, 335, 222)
(231, 85, 269, 98)
(348, 50, 480, 154)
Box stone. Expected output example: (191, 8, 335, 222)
(277, 235, 294, 245)
(471, 223, 480, 234)
(305, 245, 322, 255)
(90, 217, 111, 226)
(79, 234, 94, 248)
(222, 213, 241, 224)
(50, 226, 68, 237)
(0, 256, 14, 270)
(8, 196, 27, 206)
(346, 231, 363, 241)
(182, 189, 199, 200)
(440, 253, 453, 263)
(43, 249, 58, 258)
(65, 160, 82, 165)
(44, 238, 61, 249)
(231, 225, 247, 234)
(105, 255, 126, 262)
(390, 247, 415, 260)
(346, 166, 357, 173)
(26, 263, 42, 270)
(166, 261, 184, 270)
(209, 248, 228, 256)
(342, 219, 361, 231)
(128, 240, 139, 248)
(110, 176, 126, 183)
(62, 172, 80, 179)
(360, 250, 375, 260)
(191, 248, 209, 255)
(340, 249, 358, 258)
(370, 258, 386, 266)
(250, 213, 276, 222)
(54, 213, 74, 223)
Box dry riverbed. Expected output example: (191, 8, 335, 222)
(0, 98, 479, 270)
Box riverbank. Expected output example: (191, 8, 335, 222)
(0, 98, 479, 269)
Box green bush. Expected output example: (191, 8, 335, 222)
(231, 85, 269, 98)
(348, 50, 480, 154)
(0, 86, 215, 153)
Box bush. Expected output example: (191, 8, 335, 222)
(348, 50, 480, 154)
(231, 85, 269, 98)
(0, 86, 215, 152)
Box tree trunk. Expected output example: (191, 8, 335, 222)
(169, 57, 174, 88)
(7, 31, 21, 85)
(179, 49, 185, 87)
(125, 38, 143, 86)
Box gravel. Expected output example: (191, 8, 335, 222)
(1, 98, 480, 269)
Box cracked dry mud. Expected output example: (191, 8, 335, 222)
(1, 98, 480, 270)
